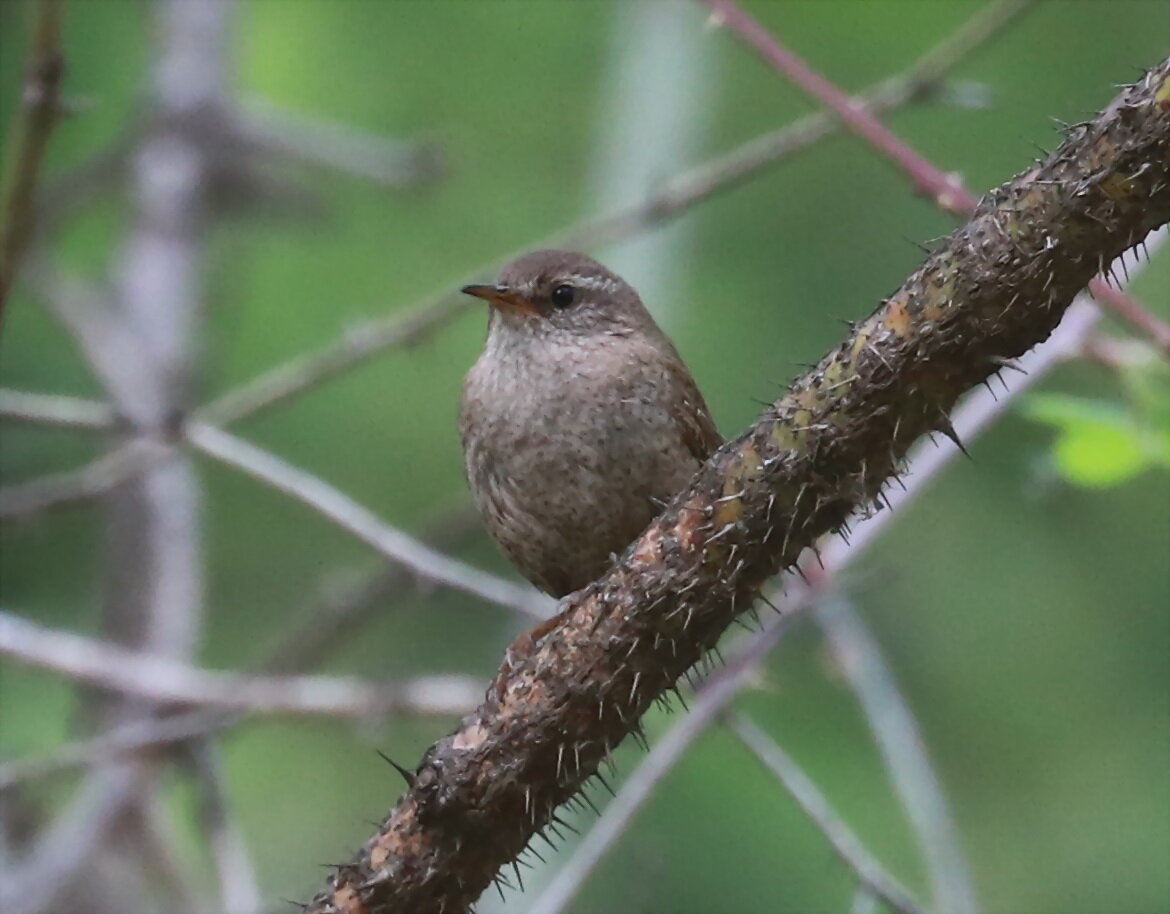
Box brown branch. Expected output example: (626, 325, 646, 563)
(0, 0, 64, 322)
(516, 294, 1103, 914)
(303, 58, 1170, 914)
(701, 0, 1170, 355)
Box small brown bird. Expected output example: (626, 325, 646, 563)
(459, 250, 721, 598)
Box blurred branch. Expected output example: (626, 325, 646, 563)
(727, 712, 928, 914)
(305, 61, 1170, 914)
(200, 294, 469, 426)
(0, 436, 168, 519)
(185, 421, 551, 620)
(0, 0, 65, 322)
(0, 388, 117, 430)
(0, 417, 545, 618)
(0, 507, 483, 792)
(185, 742, 263, 914)
(701, 0, 1170, 356)
(0, 765, 140, 914)
(852, 886, 883, 914)
(3, 1, 233, 911)
(238, 96, 444, 188)
(254, 505, 484, 675)
(202, 0, 1028, 428)
(0, 708, 231, 793)
(0, 609, 483, 719)
(818, 594, 976, 914)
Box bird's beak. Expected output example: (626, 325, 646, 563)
(461, 284, 540, 316)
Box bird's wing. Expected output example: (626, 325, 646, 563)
(666, 358, 723, 464)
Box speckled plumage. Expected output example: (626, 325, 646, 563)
(459, 250, 721, 598)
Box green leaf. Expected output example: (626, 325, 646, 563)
(1022, 394, 1161, 488)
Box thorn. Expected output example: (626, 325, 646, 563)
(593, 771, 617, 797)
(990, 354, 1028, 374)
(375, 750, 416, 787)
(534, 828, 558, 852)
(936, 415, 972, 459)
(757, 592, 782, 616)
(579, 788, 602, 816)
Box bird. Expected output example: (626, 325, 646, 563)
(459, 250, 721, 598)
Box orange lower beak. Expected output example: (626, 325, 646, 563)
(461, 284, 540, 316)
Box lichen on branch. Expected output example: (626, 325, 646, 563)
(306, 57, 1170, 914)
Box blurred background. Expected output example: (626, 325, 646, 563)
(0, 1, 1167, 913)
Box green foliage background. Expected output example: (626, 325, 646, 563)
(1, 2, 1167, 912)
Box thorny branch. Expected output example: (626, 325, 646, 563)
(522, 293, 1109, 914)
(0, 0, 64, 320)
(304, 57, 1170, 914)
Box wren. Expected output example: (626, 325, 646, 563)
(459, 250, 720, 598)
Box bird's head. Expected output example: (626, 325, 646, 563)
(461, 250, 653, 339)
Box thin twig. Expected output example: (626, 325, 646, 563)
(727, 712, 929, 914)
(701, 0, 1170, 355)
(0, 508, 483, 792)
(185, 741, 264, 914)
(0, 437, 168, 519)
(0, 0, 65, 320)
(817, 594, 975, 914)
(238, 96, 444, 188)
(253, 506, 484, 675)
(0, 388, 117, 431)
(0, 765, 140, 914)
(0, 609, 483, 719)
(0, 707, 232, 793)
(0, 418, 548, 617)
(851, 886, 883, 914)
(185, 420, 551, 620)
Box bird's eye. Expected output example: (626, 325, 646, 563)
(551, 284, 575, 308)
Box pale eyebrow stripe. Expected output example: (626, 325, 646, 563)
(566, 273, 620, 293)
